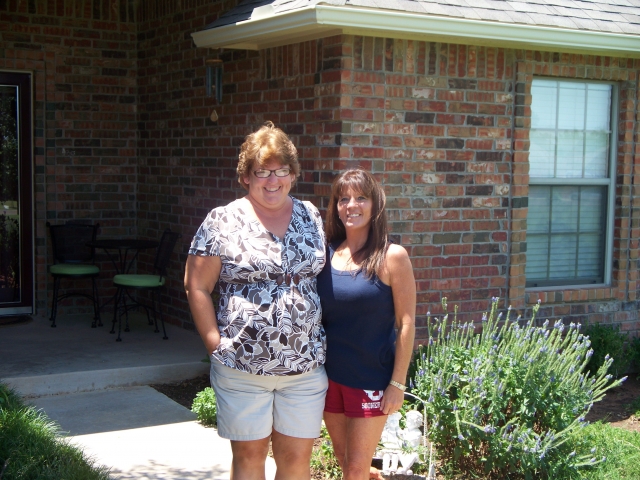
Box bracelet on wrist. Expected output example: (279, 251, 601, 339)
(389, 379, 406, 391)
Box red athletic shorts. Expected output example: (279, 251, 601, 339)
(324, 379, 386, 418)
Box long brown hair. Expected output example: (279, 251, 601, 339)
(325, 169, 388, 278)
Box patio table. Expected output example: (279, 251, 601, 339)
(87, 239, 160, 320)
(87, 239, 159, 275)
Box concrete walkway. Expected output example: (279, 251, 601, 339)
(0, 314, 276, 479)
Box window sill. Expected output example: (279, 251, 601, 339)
(525, 284, 614, 305)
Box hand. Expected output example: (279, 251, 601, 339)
(381, 383, 405, 415)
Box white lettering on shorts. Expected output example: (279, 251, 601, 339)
(362, 401, 381, 410)
(364, 390, 384, 401)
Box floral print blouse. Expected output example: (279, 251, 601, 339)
(188, 197, 326, 376)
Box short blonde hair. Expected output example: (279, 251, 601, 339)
(236, 121, 300, 189)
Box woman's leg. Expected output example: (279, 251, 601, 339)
(271, 430, 315, 480)
(270, 366, 328, 479)
(230, 437, 271, 480)
(324, 412, 388, 480)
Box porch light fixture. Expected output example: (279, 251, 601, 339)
(205, 58, 223, 103)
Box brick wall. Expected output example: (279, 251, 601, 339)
(332, 38, 640, 338)
(136, 2, 345, 327)
(0, 0, 138, 315)
(0, 0, 638, 339)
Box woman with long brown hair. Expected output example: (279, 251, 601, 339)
(317, 169, 416, 480)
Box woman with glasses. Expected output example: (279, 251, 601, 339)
(317, 169, 416, 480)
(184, 122, 327, 479)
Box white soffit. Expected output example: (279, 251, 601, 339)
(191, 5, 640, 57)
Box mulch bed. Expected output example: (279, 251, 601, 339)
(150, 373, 210, 410)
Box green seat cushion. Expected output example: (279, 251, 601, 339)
(113, 274, 165, 288)
(50, 264, 100, 276)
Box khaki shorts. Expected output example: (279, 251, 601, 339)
(210, 360, 328, 441)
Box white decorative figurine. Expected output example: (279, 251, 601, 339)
(401, 410, 424, 448)
(380, 410, 425, 475)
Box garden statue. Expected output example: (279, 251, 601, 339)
(400, 410, 424, 448)
(380, 410, 425, 475)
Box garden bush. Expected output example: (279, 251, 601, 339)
(0, 383, 110, 480)
(408, 298, 623, 480)
(582, 323, 630, 379)
(191, 387, 217, 427)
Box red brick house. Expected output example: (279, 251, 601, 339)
(1, 0, 638, 341)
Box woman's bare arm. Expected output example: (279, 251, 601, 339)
(380, 244, 417, 414)
(184, 254, 223, 355)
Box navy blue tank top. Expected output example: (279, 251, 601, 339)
(317, 242, 396, 390)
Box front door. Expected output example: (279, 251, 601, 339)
(0, 72, 33, 315)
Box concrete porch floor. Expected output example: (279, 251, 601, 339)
(0, 312, 210, 397)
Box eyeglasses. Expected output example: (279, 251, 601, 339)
(253, 168, 291, 178)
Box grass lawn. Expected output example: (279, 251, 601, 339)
(581, 421, 640, 480)
(0, 383, 110, 480)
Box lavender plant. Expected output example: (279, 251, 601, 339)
(409, 298, 625, 479)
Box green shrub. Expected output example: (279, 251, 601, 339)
(409, 298, 623, 480)
(628, 336, 640, 377)
(0, 383, 110, 480)
(191, 387, 217, 427)
(583, 323, 630, 379)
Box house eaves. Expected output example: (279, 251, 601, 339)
(191, 4, 640, 57)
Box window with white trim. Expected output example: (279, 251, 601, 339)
(526, 79, 616, 288)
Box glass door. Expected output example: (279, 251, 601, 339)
(0, 72, 33, 315)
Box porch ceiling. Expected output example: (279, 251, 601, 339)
(191, 5, 640, 57)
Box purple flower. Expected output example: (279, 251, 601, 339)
(484, 425, 496, 434)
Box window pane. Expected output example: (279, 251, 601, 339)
(529, 130, 555, 178)
(527, 186, 551, 234)
(577, 235, 603, 278)
(526, 234, 550, 279)
(530, 79, 611, 180)
(584, 131, 608, 178)
(586, 84, 611, 130)
(558, 83, 586, 130)
(531, 80, 557, 129)
(549, 235, 577, 279)
(579, 187, 605, 233)
(551, 187, 578, 233)
(556, 131, 584, 178)
(526, 185, 605, 286)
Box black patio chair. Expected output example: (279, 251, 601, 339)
(111, 228, 181, 341)
(47, 222, 101, 328)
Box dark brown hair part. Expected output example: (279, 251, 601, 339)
(236, 121, 300, 189)
(325, 169, 389, 278)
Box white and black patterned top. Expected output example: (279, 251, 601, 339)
(188, 197, 327, 376)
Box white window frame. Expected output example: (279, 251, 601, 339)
(526, 77, 617, 290)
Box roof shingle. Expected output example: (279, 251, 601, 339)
(205, 0, 640, 37)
